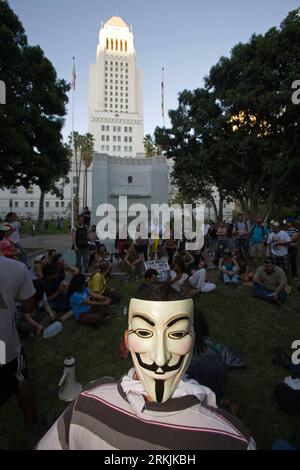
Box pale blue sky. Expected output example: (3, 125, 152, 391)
(9, 0, 300, 141)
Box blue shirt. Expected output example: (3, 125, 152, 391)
(251, 225, 268, 245)
(70, 287, 91, 320)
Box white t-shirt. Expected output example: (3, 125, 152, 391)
(0, 256, 36, 365)
(268, 230, 291, 257)
(10, 221, 21, 244)
(170, 271, 188, 292)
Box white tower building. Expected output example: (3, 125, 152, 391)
(88, 16, 144, 157)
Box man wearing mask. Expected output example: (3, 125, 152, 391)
(36, 284, 255, 450)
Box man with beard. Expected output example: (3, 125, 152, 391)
(36, 284, 255, 450)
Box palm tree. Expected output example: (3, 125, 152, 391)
(81, 133, 95, 209)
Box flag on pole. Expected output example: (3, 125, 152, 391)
(72, 57, 77, 90)
(161, 67, 165, 121)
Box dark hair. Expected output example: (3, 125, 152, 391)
(5, 212, 14, 221)
(43, 264, 58, 278)
(52, 253, 63, 264)
(173, 256, 186, 273)
(48, 249, 56, 257)
(137, 282, 184, 301)
(193, 307, 210, 354)
(144, 269, 158, 280)
(67, 274, 87, 297)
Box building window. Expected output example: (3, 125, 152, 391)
(124, 127, 128, 132)
(101, 125, 105, 131)
(113, 145, 116, 151)
(106, 135, 109, 141)
(113, 136, 116, 142)
(118, 136, 121, 142)
(25, 202, 29, 208)
(113, 126, 116, 132)
(46, 201, 50, 208)
(26, 186, 34, 194)
(124, 136, 128, 142)
(118, 126, 121, 132)
(30, 202, 34, 208)
(101, 135, 105, 141)
(14, 201, 18, 208)
(10, 187, 18, 194)
(129, 147, 132, 152)
(111, 38, 113, 50)
(101, 145, 105, 151)
(120, 105, 123, 109)
(106, 125, 109, 131)
(105, 73, 108, 78)
(56, 202, 59, 208)
(129, 127, 132, 132)
(120, 40, 123, 52)
(117, 146, 121, 151)
(106, 145, 109, 151)
(61, 202, 65, 208)
(124, 146, 128, 152)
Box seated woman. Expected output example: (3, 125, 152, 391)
(94, 244, 113, 277)
(168, 257, 189, 292)
(213, 243, 225, 268)
(218, 249, 240, 288)
(64, 274, 112, 325)
(234, 249, 253, 285)
(185, 258, 216, 296)
(123, 244, 143, 281)
(175, 246, 195, 274)
(88, 262, 121, 305)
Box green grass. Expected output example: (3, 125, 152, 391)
(21, 219, 70, 236)
(0, 273, 300, 450)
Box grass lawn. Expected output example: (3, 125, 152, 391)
(21, 219, 70, 236)
(0, 272, 299, 450)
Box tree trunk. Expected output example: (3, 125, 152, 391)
(36, 189, 45, 232)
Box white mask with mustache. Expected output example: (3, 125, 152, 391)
(127, 298, 194, 403)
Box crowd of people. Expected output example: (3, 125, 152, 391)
(0, 209, 299, 449)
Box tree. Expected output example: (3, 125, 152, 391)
(155, 9, 300, 220)
(81, 133, 94, 210)
(143, 134, 161, 157)
(0, 2, 70, 228)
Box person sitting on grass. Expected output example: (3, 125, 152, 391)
(43, 264, 71, 314)
(62, 274, 112, 325)
(252, 257, 287, 305)
(50, 253, 79, 282)
(94, 244, 113, 277)
(123, 244, 143, 281)
(47, 249, 57, 264)
(175, 245, 195, 274)
(137, 269, 158, 295)
(218, 249, 240, 288)
(184, 258, 217, 297)
(213, 243, 225, 268)
(168, 257, 189, 293)
(234, 249, 253, 285)
(87, 262, 122, 305)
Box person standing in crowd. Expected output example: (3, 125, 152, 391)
(208, 222, 218, 256)
(134, 221, 149, 261)
(72, 215, 89, 273)
(82, 207, 91, 227)
(0, 250, 37, 426)
(284, 217, 299, 283)
(252, 257, 287, 305)
(267, 221, 291, 277)
(233, 214, 251, 256)
(164, 228, 178, 267)
(5, 213, 27, 265)
(216, 221, 228, 248)
(249, 215, 268, 271)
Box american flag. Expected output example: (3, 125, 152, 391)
(72, 58, 76, 90)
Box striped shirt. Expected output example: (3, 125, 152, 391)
(286, 227, 299, 247)
(36, 376, 256, 450)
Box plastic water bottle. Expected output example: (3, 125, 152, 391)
(42, 321, 63, 339)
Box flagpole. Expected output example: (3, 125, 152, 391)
(71, 57, 76, 230)
(161, 67, 165, 128)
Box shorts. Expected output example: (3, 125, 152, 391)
(0, 351, 28, 406)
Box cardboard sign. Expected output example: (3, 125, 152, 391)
(144, 260, 170, 283)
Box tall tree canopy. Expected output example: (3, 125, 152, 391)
(0, 1, 70, 192)
(155, 9, 300, 220)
